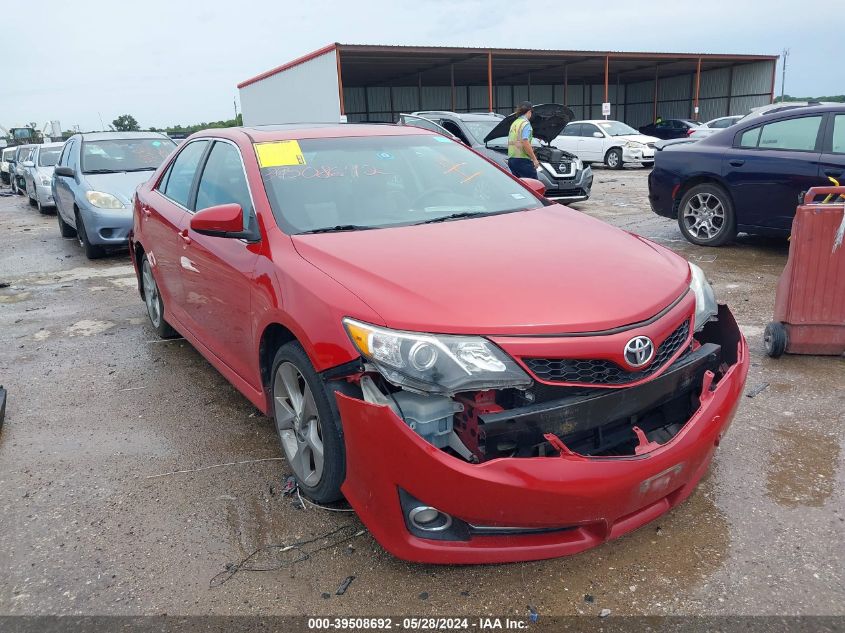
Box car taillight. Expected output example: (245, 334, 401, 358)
(686, 128, 695, 136)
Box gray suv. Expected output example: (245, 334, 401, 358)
(53, 132, 176, 258)
(401, 110, 593, 203)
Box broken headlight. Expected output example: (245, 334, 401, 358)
(343, 318, 532, 395)
(689, 262, 718, 331)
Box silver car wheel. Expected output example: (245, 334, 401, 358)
(682, 192, 726, 240)
(273, 362, 324, 487)
(607, 151, 620, 168)
(141, 259, 162, 328)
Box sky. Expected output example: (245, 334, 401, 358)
(4, 0, 843, 132)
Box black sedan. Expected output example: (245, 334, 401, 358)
(639, 119, 701, 140)
(648, 104, 845, 246)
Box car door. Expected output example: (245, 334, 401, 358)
(179, 139, 260, 388)
(723, 114, 824, 231)
(143, 139, 211, 322)
(553, 123, 581, 156)
(818, 112, 845, 186)
(54, 139, 77, 222)
(22, 147, 36, 193)
(578, 123, 606, 162)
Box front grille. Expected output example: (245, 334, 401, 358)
(523, 320, 691, 386)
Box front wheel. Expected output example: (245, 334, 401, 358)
(271, 341, 346, 503)
(677, 183, 737, 246)
(57, 208, 77, 237)
(605, 148, 624, 170)
(75, 211, 107, 259)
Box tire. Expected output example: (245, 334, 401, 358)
(75, 211, 106, 259)
(677, 183, 737, 247)
(605, 148, 624, 170)
(10, 177, 16, 194)
(140, 255, 179, 338)
(37, 198, 49, 215)
(57, 208, 77, 237)
(764, 322, 788, 358)
(28, 193, 36, 207)
(271, 341, 346, 503)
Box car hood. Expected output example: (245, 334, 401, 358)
(615, 134, 659, 144)
(483, 104, 574, 145)
(291, 205, 690, 335)
(83, 171, 156, 204)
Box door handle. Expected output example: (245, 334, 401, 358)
(140, 205, 152, 218)
(729, 159, 745, 167)
(178, 229, 191, 245)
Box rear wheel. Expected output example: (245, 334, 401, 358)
(271, 341, 346, 503)
(677, 183, 737, 246)
(764, 322, 788, 358)
(75, 211, 106, 259)
(605, 148, 624, 170)
(141, 255, 178, 338)
(28, 193, 36, 207)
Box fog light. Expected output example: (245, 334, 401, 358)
(409, 506, 452, 531)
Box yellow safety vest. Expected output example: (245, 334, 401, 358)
(508, 116, 532, 159)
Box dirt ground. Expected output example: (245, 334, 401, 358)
(0, 167, 842, 619)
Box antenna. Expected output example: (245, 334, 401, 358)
(780, 48, 790, 103)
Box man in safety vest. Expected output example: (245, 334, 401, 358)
(507, 101, 541, 179)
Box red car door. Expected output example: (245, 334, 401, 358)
(140, 139, 211, 321)
(179, 139, 260, 388)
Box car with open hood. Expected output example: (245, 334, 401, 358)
(401, 104, 592, 203)
(552, 120, 659, 169)
(129, 123, 748, 564)
(53, 131, 176, 258)
(21, 142, 63, 213)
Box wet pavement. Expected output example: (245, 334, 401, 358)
(0, 169, 842, 618)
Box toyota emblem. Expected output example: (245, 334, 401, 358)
(624, 336, 654, 368)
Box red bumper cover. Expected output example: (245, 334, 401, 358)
(336, 314, 749, 564)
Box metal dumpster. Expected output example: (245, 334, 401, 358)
(764, 186, 845, 357)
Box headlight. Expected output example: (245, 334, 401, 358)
(574, 157, 583, 170)
(625, 141, 645, 149)
(689, 263, 717, 331)
(343, 318, 532, 395)
(85, 191, 125, 209)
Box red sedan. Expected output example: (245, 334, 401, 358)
(129, 124, 748, 564)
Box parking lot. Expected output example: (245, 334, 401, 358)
(0, 167, 842, 618)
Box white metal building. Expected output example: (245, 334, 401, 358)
(238, 44, 779, 128)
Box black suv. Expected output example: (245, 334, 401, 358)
(401, 110, 593, 203)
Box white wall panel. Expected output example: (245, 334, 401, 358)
(240, 50, 340, 125)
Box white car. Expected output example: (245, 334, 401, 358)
(1, 147, 15, 185)
(551, 120, 659, 169)
(688, 115, 744, 139)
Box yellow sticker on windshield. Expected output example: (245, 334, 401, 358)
(255, 140, 306, 167)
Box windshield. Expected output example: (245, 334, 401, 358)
(260, 134, 543, 234)
(38, 148, 61, 167)
(81, 137, 176, 173)
(464, 120, 500, 142)
(596, 121, 639, 136)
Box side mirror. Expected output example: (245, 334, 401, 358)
(22, 160, 34, 168)
(54, 166, 75, 177)
(592, 132, 603, 138)
(190, 203, 258, 241)
(520, 177, 546, 197)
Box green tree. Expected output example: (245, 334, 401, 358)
(112, 114, 140, 132)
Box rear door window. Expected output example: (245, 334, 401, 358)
(757, 116, 823, 151)
(830, 115, 845, 154)
(160, 140, 209, 208)
(194, 141, 253, 217)
(562, 123, 582, 137)
(582, 123, 601, 137)
(739, 127, 762, 148)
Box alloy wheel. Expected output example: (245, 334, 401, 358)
(682, 192, 726, 240)
(141, 259, 162, 327)
(273, 362, 324, 487)
(607, 152, 619, 168)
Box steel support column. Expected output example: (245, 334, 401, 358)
(487, 51, 494, 113)
(693, 57, 702, 120)
(335, 48, 345, 116)
(653, 65, 659, 122)
(450, 63, 456, 111)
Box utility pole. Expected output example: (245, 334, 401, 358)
(780, 48, 789, 103)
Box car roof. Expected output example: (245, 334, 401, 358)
(413, 111, 502, 122)
(74, 131, 172, 142)
(190, 123, 435, 143)
(37, 142, 65, 149)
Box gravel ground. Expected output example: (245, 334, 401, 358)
(0, 167, 842, 619)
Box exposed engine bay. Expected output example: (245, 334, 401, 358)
(331, 305, 742, 464)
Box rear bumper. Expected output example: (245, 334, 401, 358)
(337, 307, 749, 564)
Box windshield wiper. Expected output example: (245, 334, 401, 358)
(83, 169, 122, 174)
(123, 167, 157, 172)
(417, 212, 486, 224)
(299, 224, 373, 234)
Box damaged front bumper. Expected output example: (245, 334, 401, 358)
(335, 305, 748, 564)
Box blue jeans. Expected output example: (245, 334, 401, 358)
(508, 157, 538, 179)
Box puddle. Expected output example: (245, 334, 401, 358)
(32, 329, 51, 341)
(31, 265, 135, 285)
(65, 319, 115, 337)
(766, 422, 839, 508)
(0, 291, 31, 303)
